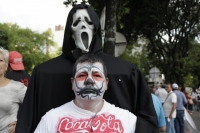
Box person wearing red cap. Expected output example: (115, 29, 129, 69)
(6, 51, 30, 87)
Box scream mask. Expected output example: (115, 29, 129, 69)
(71, 9, 94, 53)
(72, 62, 108, 100)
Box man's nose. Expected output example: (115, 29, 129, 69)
(84, 78, 95, 85)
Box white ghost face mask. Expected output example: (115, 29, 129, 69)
(71, 9, 94, 53)
(72, 62, 108, 100)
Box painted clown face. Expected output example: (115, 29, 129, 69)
(71, 9, 94, 53)
(72, 62, 108, 100)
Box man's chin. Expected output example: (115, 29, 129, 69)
(79, 94, 99, 100)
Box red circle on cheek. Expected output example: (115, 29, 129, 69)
(77, 77, 86, 81)
(76, 74, 87, 81)
(93, 77, 103, 81)
(92, 73, 103, 81)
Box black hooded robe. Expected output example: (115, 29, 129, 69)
(16, 4, 158, 133)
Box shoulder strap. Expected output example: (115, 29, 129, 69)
(162, 92, 173, 106)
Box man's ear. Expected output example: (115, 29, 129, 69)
(105, 78, 109, 90)
(71, 77, 74, 83)
(71, 78, 74, 90)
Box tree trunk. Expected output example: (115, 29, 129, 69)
(103, 0, 118, 56)
(163, 71, 171, 83)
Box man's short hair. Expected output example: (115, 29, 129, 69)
(72, 54, 107, 77)
(165, 82, 172, 87)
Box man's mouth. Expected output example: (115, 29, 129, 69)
(82, 89, 97, 94)
(76, 86, 102, 99)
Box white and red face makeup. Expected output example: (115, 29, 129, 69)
(71, 9, 94, 53)
(73, 62, 107, 100)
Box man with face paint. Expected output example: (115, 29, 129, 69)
(34, 54, 137, 133)
(16, 3, 158, 133)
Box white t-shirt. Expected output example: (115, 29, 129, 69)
(163, 91, 177, 118)
(196, 93, 200, 102)
(155, 87, 168, 103)
(34, 100, 137, 133)
(191, 92, 197, 99)
(0, 80, 27, 132)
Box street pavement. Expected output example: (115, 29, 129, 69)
(190, 105, 200, 131)
(185, 105, 200, 133)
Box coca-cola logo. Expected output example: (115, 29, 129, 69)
(57, 114, 124, 133)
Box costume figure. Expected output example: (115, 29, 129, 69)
(196, 89, 200, 111)
(34, 54, 137, 133)
(16, 4, 157, 133)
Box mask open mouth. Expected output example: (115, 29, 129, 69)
(81, 32, 89, 49)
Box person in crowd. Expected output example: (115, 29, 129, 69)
(191, 91, 197, 108)
(150, 92, 166, 132)
(16, 3, 157, 133)
(196, 89, 200, 111)
(34, 54, 137, 133)
(163, 83, 177, 133)
(155, 83, 168, 105)
(6, 51, 30, 87)
(172, 83, 187, 133)
(185, 90, 194, 114)
(178, 85, 182, 92)
(0, 47, 27, 133)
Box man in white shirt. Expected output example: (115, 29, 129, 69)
(163, 83, 177, 133)
(34, 54, 137, 133)
(155, 83, 168, 105)
(196, 89, 200, 111)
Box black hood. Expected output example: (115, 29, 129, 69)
(62, 4, 103, 61)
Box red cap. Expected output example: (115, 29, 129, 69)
(9, 51, 24, 70)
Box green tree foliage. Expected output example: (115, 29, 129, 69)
(182, 41, 200, 88)
(120, 40, 150, 77)
(0, 23, 9, 49)
(119, 0, 200, 86)
(63, 0, 104, 17)
(0, 23, 57, 74)
(63, 0, 87, 7)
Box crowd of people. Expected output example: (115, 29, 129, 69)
(151, 82, 200, 133)
(1, 3, 200, 133)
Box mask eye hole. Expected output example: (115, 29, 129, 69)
(84, 17, 93, 25)
(73, 17, 81, 27)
